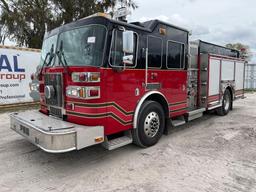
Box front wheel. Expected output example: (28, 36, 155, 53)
(132, 101, 165, 147)
(216, 89, 232, 116)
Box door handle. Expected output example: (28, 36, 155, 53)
(182, 84, 186, 91)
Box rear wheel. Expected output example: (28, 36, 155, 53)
(132, 101, 165, 147)
(216, 89, 232, 116)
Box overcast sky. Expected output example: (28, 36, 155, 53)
(4, 0, 255, 62)
(128, 0, 256, 62)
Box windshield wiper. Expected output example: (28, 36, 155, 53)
(56, 40, 68, 73)
(39, 44, 54, 75)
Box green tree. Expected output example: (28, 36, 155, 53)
(226, 43, 252, 61)
(0, 0, 57, 48)
(0, 0, 138, 48)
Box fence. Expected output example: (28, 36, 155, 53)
(245, 63, 256, 89)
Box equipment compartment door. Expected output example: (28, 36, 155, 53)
(208, 58, 221, 106)
(235, 61, 245, 97)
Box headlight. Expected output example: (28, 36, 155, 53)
(66, 86, 100, 99)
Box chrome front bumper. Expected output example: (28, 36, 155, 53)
(10, 111, 104, 153)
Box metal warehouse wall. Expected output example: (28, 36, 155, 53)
(245, 64, 256, 89)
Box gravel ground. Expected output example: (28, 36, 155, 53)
(0, 93, 255, 192)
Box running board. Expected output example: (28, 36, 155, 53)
(208, 104, 222, 110)
(187, 108, 206, 121)
(172, 120, 186, 127)
(102, 135, 133, 150)
(171, 116, 186, 127)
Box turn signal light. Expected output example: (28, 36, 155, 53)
(95, 137, 104, 143)
(79, 88, 85, 98)
(79, 73, 86, 81)
(88, 89, 99, 97)
(72, 72, 100, 83)
(90, 73, 100, 82)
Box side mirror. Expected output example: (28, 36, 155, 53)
(123, 55, 134, 65)
(123, 31, 134, 54)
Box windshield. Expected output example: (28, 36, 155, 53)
(55, 25, 107, 67)
(39, 35, 57, 66)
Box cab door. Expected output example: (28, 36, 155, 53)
(164, 40, 187, 117)
(105, 28, 140, 134)
(145, 35, 163, 90)
(145, 35, 188, 117)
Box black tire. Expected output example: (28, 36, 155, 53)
(216, 89, 232, 116)
(132, 101, 165, 147)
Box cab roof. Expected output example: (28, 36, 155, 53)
(44, 14, 189, 39)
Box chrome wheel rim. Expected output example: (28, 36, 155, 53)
(144, 112, 160, 138)
(224, 94, 230, 111)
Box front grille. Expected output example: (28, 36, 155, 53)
(44, 73, 63, 107)
(49, 106, 62, 118)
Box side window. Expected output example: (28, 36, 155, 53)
(109, 29, 138, 67)
(148, 36, 162, 68)
(167, 41, 185, 69)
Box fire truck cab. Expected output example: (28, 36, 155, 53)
(10, 13, 245, 153)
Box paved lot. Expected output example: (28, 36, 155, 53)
(0, 93, 255, 192)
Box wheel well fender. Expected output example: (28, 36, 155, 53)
(133, 91, 169, 129)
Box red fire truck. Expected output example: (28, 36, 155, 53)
(10, 13, 245, 153)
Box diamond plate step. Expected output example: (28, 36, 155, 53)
(103, 136, 133, 150)
(171, 120, 186, 127)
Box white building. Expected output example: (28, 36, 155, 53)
(245, 63, 256, 89)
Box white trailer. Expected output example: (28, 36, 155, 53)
(0, 45, 41, 106)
